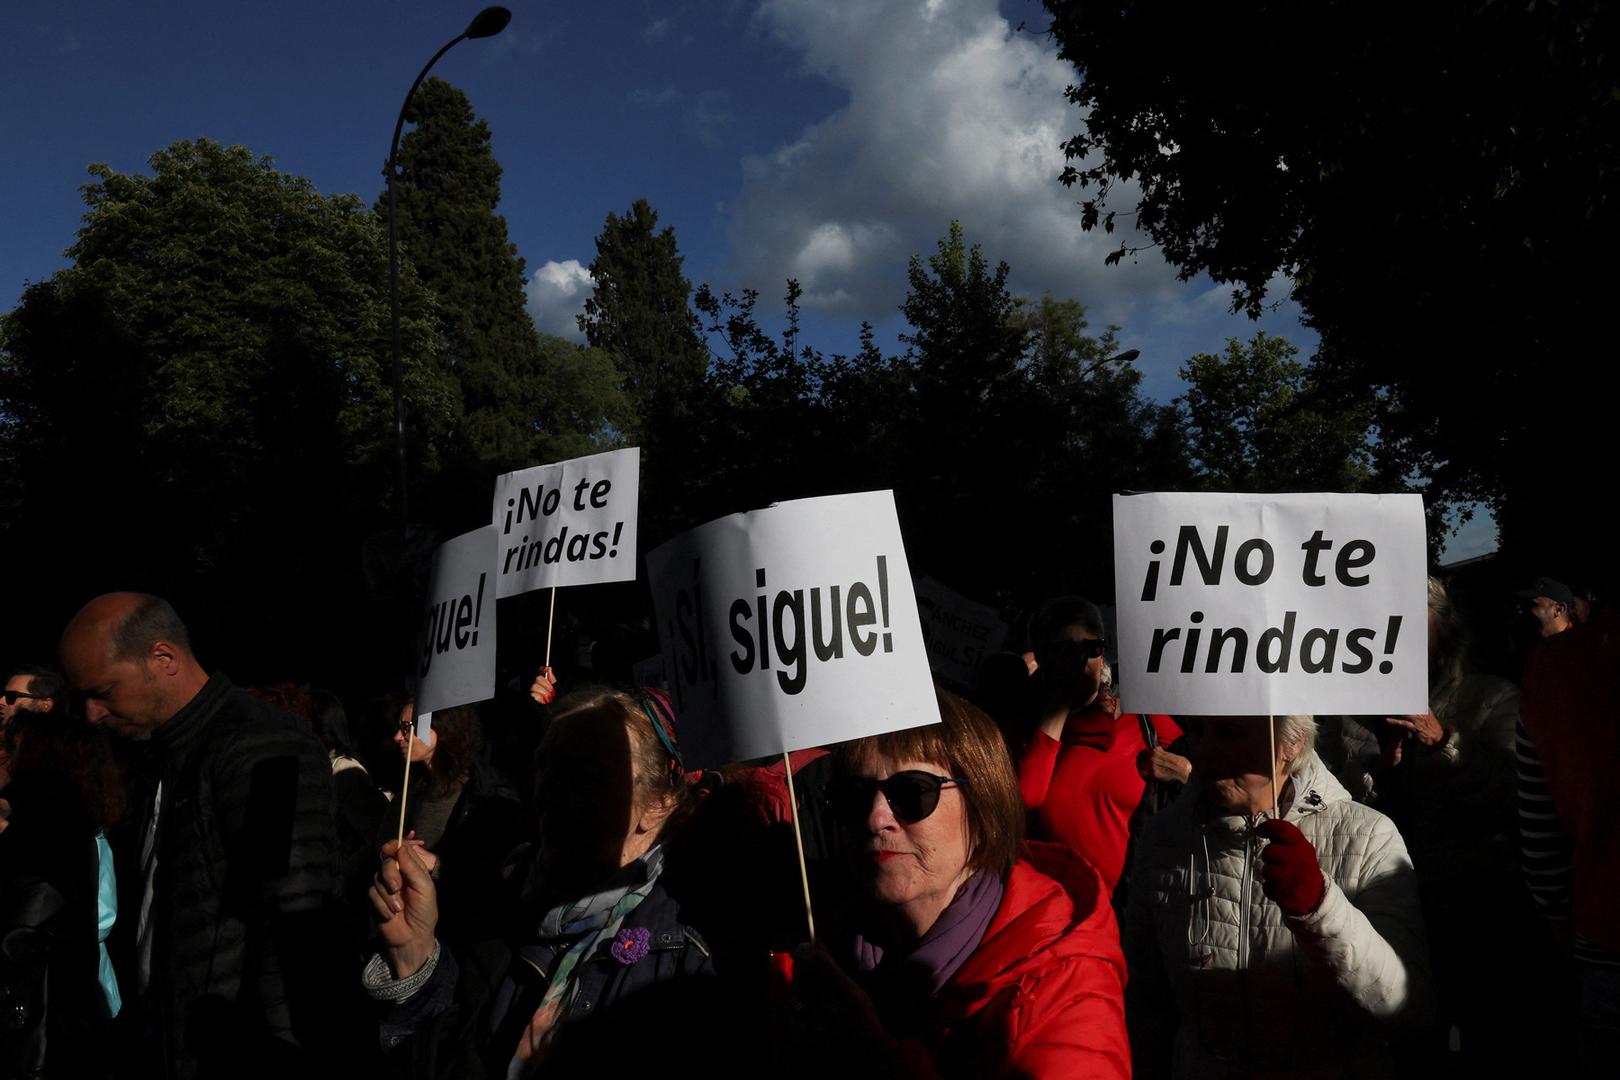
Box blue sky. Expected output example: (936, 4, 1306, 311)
(2, 0, 1495, 560)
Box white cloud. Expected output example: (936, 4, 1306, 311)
(729, 0, 1183, 323)
(644, 17, 673, 42)
(526, 259, 593, 342)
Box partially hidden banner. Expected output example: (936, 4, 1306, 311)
(646, 490, 938, 768)
(415, 525, 498, 716)
(491, 447, 639, 598)
(1112, 492, 1428, 716)
(914, 575, 1007, 689)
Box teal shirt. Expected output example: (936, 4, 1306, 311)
(95, 833, 121, 1018)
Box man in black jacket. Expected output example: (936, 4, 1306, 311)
(61, 592, 355, 1079)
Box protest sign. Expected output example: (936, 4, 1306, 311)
(491, 447, 639, 598)
(913, 576, 1007, 689)
(1112, 492, 1427, 716)
(632, 652, 668, 690)
(646, 491, 938, 768)
(414, 525, 498, 716)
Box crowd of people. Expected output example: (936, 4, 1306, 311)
(0, 574, 1612, 1078)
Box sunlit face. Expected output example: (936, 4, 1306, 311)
(0, 675, 41, 724)
(846, 754, 973, 921)
(392, 703, 437, 763)
(1525, 596, 1567, 637)
(1181, 717, 1281, 811)
(62, 638, 167, 739)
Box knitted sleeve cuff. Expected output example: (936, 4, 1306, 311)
(362, 941, 442, 1003)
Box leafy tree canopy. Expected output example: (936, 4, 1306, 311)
(1177, 332, 1374, 492)
(382, 78, 631, 522)
(1045, 0, 1617, 577)
(579, 198, 710, 433)
(0, 138, 450, 677)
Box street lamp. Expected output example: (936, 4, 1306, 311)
(1081, 348, 1141, 379)
(386, 6, 512, 527)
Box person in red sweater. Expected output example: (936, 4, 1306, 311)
(1018, 595, 1187, 899)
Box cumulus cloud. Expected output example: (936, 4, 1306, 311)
(730, 0, 1184, 323)
(526, 259, 593, 342)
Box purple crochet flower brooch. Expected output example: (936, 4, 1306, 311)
(609, 927, 651, 965)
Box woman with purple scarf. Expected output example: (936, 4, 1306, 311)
(781, 689, 1131, 1078)
(363, 688, 728, 1078)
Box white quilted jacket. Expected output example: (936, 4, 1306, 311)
(1125, 753, 1432, 1079)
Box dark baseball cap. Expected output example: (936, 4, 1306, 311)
(1514, 576, 1574, 606)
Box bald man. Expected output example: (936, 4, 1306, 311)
(61, 593, 354, 1078)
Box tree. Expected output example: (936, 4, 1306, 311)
(579, 199, 710, 434)
(382, 78, 631, 524)
(1044, 0, 1617, 577)
(1177, 332, 1374, 491)
(0, 138, 450, 681)
(579, 199, 716, 541)
(846, 223, 1180, 605)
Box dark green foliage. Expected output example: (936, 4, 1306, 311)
(382, 79, 631, 526)
(579, 198, 710, 433)
(1177, 332, 1374, 492)
(580, 199, 718, 543)
(692, 223, 1188, 611)
(1044, 0, 1617, 579)
(0, 139, 450, 677)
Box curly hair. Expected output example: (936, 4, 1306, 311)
(4, 713, 127, 830)
(422, 703, 485, 797)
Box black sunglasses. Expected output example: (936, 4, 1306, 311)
(1041, 638, 1107, 661)
(2, 690, 46, 707)
(828, 771, 969, 825)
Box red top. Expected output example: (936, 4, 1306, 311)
(906, 842, 1130, 1078)
(1520, 608, 1620, 949)
(1018, 703, 1182, 894)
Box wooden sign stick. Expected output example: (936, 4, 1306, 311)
(544, 585, 557, 669)
(1268, 713, 1281, 819)
(782, 751, 817, 943)
(395, 726, 414, 849)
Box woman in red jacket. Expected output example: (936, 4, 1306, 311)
(783, 689, 1130, 1079)
(1018, 595, 1186, 899)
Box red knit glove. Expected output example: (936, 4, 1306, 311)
(1256, 818, 1326, 916)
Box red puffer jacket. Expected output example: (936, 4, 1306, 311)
(909, 841, 1130, 1079)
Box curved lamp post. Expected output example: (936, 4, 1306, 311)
(386, 6, 511, 526)
(1082, 348, 1141, 379)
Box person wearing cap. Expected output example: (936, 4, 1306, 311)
(1517, 576, 1577, 638)
(366, 687, 729, 1077)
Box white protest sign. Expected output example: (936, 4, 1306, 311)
(414, 525, 498, 715)
(1112, 492, 1428, 716)
(646, 491, 938, 768)
(491, 447, 639, 598)
(913, 576, 1007, 689)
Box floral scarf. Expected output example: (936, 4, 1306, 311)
(500, 846, 665, 1077)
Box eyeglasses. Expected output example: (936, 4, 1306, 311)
(1041, 638, 1108, 661)
(2, 690, 47, 707)
(828, 771, 969, 825)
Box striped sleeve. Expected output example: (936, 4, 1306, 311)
(1516, 718, 1572, 920)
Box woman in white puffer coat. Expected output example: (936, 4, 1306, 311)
(1125, 715, 1432, 1079)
